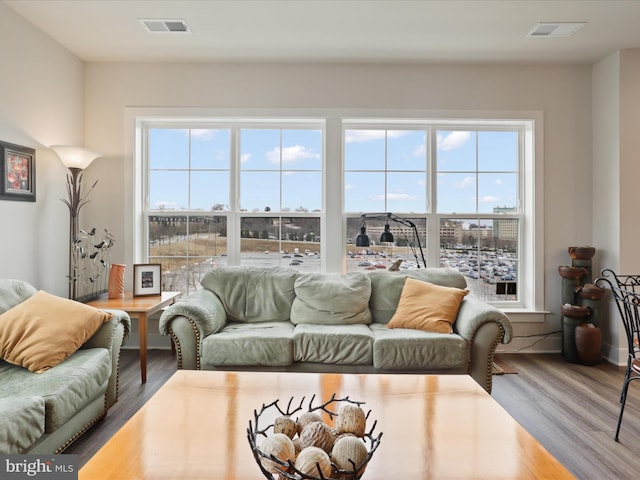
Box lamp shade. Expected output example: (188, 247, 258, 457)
(380, 223, 394, 243)
(51, 145, 102, 170)
(355, 227, 370, 247)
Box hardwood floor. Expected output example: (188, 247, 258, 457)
(66, 350, 640, 479)
(492, 354, 640, 480)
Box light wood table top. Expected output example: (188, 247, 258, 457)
(88, 291, 181, 383)
(80, 371, 574, 480)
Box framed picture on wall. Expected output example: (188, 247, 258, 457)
(0, 141, 36, 202)
(133, 263, 162, 296)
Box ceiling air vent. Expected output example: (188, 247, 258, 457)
(139, 19, 191, 34)
(527, 22, 585, 38)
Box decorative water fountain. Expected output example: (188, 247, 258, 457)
(558, 246, 603, 364)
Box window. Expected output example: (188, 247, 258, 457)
(136, 111, 538, 312)
(144, 123, 324, 294)
(344, 123, 523, 305)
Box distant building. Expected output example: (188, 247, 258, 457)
(493, 206, 517, 241)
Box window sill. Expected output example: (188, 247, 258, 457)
(499, 309, 550, 323)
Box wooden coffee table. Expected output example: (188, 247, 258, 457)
(79, 371, 574, 479)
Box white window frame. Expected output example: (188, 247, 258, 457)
(126, 107, 544, 320)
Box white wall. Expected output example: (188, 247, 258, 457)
(591, 49, 640, 364)
(0, 3, 84, 296)
(83, 61, 592, 350)
(592, 52, 621, 362)
(619, 50, 640, 274)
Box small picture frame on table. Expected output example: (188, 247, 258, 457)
(133, 263, 162, 296)
(0, 141, 36, 202)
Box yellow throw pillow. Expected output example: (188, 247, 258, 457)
(0, 290, 112, 373)
(387, 277, 468, 334)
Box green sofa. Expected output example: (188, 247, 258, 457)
(159, 267, 512, 393)
(0, 279, 130, 454)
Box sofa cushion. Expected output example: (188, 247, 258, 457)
(290, 273, 372, 325)
(370, 323, 468, 370)
(0, 290, 112, 372)
(0, 396, 45, 454)
(293, 324, 373, 365)
(201, 267, 298, 323)
(201, 321, 294, 367)
(0, 348, 112, 432)
(387, 278, 468, 334)
(0, 279, 37, 315)
(368, 269, 467, 324)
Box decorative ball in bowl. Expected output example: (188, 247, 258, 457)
(247, 394, 383, 480)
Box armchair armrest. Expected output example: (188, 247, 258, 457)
(455, 297, 512, 343)
(159, 289, 227, 370)
(454, 297, 512, 393)
(81, 309, 131, 408)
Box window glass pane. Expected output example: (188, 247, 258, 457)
(387, 130, 426, 171)
(149, 128, 189, 169)
(187, 216, 227, 259)
(149, 215, 187, 257)
(344, 130, 385, 170)
(478, 131, 517, 171)
(439, 218, 518, 301)
(437, 172, 477, 214)
(281, 129, 322, 170)
(149, 171, 188, 210)
(240, 217, 321, 271)
(148, 215, 228, 295)
(437, 130, 476, 171)
(191, 129, 230, 169)
(344, 172, 385, 212)
(190, 171, 230, 211)
(477, 173, 517, 214)
(241, 171, 280, 212)
(240, 129, 280, 170)
(386, 172, 426, 213)
(282, 171, 322, 212)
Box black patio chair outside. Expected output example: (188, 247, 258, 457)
(595, 268, 640, 441)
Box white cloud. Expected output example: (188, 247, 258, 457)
(495, 178, 503, 185)
(345, 184, 354, 190)
(479, 195, 500, 203)
(344, 130, 412, 143)
(413, 144, 426, 157)
(241, 153, 252, 163)
(437, 131, 471, 151)
(454, 176, 474, 188)
(266, 145, 320, 164)
(190, 129, 216, 140)
(373, 193, 417, 201)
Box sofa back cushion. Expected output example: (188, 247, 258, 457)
(200, 266, 298, 322)
(368, 268, 467, 324)
(290, 272, 372, 325)
(0, 279, 37, 315)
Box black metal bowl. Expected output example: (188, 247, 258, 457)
(247, 394, 382, 480)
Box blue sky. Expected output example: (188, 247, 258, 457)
(148, 127, 517, 214)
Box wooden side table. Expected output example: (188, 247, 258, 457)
(88, 291, 182, 383)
